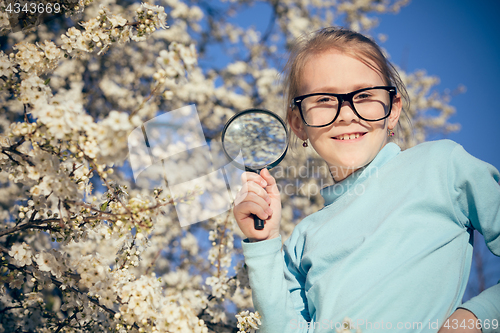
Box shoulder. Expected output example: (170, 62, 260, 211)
(403, 139, 460, 156)
(383, 140, 466, 180)
(398, 139, 462, 165)
(401, 139, 499, 180)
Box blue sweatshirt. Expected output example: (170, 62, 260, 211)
(241, 140, 500, 333)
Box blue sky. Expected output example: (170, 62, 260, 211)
(372, 0, 500, 171)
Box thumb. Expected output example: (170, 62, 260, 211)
(259, 168, 274, 184)
(260, 168, 279, 196)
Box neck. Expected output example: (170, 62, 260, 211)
(329, 165, 362, 182)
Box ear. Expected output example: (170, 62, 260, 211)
(288, 107, 308, 140)
(387, 92, 402, 130)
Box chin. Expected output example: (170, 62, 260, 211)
(335, 154, 371, 170)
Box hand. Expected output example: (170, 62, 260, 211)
(438, 309, 481, 333)
(233, 168, 281, 242)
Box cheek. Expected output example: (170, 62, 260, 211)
(369, 119, 388, 133)
(306, 127, 330, 141)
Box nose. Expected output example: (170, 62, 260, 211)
(336, 99, 359, 123)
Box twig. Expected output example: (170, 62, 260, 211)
(54, 311, 78, 333)
(129, 81, 163, 119)
(0, 217, 61, 238)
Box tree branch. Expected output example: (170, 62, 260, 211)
(1, 257, 140, 330)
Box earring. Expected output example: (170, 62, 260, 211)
(302, 140, 308, 147)
(388, 129, 395, 137)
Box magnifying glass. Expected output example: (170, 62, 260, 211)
(221, 108, 289, 230)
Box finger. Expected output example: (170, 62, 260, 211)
(241, 171, 268, 188)
(235, 181, 271, 205)
(244, 181, 272, 203)
(235, 200, 273, 220)
(235, 189, 272, 213)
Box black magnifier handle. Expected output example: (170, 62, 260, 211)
(248, 167, 266, 230)
(254, 216, 265, 230)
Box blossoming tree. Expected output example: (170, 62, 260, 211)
(0, 0, 460, 332)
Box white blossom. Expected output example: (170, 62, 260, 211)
(9, 243, 32, 267)
(236, 310, 262, 333)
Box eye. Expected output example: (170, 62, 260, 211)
(315, 95, 336, 103)
(354, 92, 372, 100)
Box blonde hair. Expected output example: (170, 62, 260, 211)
(283, 27, 410, 146)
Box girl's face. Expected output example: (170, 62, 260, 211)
(290, 50, 402, 181)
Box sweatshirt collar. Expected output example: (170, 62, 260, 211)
(320, 142, 401, 206)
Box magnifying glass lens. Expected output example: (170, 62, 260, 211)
(223, 111, 287, 171)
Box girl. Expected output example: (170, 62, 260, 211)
(233, 27, 500, 333)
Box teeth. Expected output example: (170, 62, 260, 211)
(337, 133, 361, 140)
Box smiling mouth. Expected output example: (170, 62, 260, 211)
(333, 132, 366, 141)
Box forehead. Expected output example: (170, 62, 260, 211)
(299, 50, 386, 94)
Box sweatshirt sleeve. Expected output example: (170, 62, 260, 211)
(242, 235, 311, 332)
(447, 144, 500, 332)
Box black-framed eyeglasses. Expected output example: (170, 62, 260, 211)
(292, 86, 397, 127)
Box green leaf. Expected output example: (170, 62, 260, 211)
(100, 202, 108, 211)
